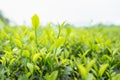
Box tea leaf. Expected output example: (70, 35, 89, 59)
(112, 48, 119, 56)
(46, 70, 58, 80)
(14, 39, 22, 48)
(32, 53, 40, 62)
(55, 37, 65, 48)
(78, 64, 87, 80)
(98, 64, 108, 77)
(23, 50, 30, 57)
(86, 59, 96, 71)
(27, 63, 34, 73)
(32, 14, 40, 30)
(113, 74, 120, 80)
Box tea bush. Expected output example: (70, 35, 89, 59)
(0, 15, 120, 80)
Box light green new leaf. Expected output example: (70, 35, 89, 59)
(112, 48, 119, 56)
(32, 53, 40, 63)
(32, 14, 40, 30)
(55, 37, 65, 48)
(14, 39, 22, 48)
(103, 55, 111, 61)
(85, 73, 94, 80)
(58, 21, 66, 30)
(23, 50, 30, 57)
(98, 64, 108, 78)
(60, 21, 66, 29)
(27, 63, 34, 73)
(82, 49, 90, 58)
(50, 37, 65, 50)
(78, 64, 87, 80)
(46, 70, 58, 80)
(113, 74, 120, 80)
(86, 59, 96, 71)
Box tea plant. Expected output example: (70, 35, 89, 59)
(0, 14, 120, 80)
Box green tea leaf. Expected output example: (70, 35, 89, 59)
(113, 74, 120, 80)
(112, 48, 119, 56)
(27, 63, 34, 73)
(14, 39, 22, 48)
(60, 21, 66, 29)
(85, 73, 94, 80)
(55, 37, 65, 48)
(103, 55, 111, 61)
(78, 64, 87, 80)
(32, 14, 40, 30)
(32, 53, 40, 63)
(46, 70, 58, 80)
(82, 49, 90, 58)
(50, 37, 65, 50)
(98, 64, 108, 78)
(23, 50, 30, 57)
(86, 59, 96, 71)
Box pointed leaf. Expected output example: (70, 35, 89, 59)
(32, 14, 40, 30)
(14, 39, 22, 48)
(99, 64, 108, 77)
(27, 63, 34, 73)
(46, 70, 58, 80)
(78, 64, 87, 80)
(32, 53, 40, 63)
(86, 59, 96, 71)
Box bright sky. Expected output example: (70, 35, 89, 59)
(0, 0, 120, 26)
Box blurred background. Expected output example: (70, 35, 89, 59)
(0, 0, 120, 26)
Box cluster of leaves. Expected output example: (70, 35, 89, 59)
(0, 14, 120, 80)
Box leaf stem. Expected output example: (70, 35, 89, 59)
(35, 29, 38, 51)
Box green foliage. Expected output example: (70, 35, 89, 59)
(0, 15, 120, 80)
